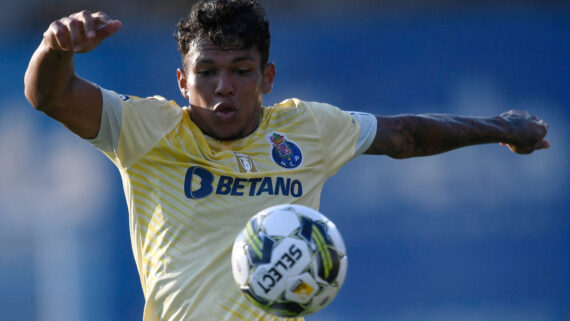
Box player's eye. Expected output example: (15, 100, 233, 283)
(196, 70, 216, 77)
(235, 68, 251, 76)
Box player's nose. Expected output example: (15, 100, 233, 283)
(215, 71, 235, 97)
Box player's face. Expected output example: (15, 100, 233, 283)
(177, 37, 275, 140)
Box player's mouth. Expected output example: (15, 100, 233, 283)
(214, 102, 237, 119)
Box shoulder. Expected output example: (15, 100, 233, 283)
(105, 90, 183, 123)
(267, 98, 305, 112)
(268, 98, 338, 110)
(114, 91, 180, 110)
(266, 98, 343, 119)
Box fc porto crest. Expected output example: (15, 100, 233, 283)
(266, 132, 303, 169)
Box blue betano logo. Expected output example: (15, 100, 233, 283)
(184, 166, 303, 199)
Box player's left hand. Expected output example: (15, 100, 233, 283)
(499, 110, 550, 154)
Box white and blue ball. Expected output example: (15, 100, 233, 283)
(231, 204, 348, 317)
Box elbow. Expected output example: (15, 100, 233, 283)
(24, 73, 44, 111)
(24, 69, 54, 112)
(24, 86, 41, 111)
(24, 83, 56, 113)
(25, 90, 49, 112)
(25, 93, 62, 115)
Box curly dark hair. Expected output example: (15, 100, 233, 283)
(175, 0, 270, 68)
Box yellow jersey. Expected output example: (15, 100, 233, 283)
(87, 88, 376, 321)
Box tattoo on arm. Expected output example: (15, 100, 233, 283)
(366, 114, 508, 158)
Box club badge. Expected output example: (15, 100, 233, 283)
(267, 132, 303, 169)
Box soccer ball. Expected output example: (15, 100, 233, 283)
(231, 204, 348, 317)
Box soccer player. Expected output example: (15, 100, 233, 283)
(24, 1, 549, 320)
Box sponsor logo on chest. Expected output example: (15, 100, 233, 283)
(182, 133, 307, 199)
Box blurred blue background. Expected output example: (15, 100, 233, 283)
(1, 1, 568, 320)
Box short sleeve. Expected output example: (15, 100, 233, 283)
(304, 101, 374, 176)
(86, 87, 122, 154)
(349, 111, 377, 155)
(85, 87, 184, 168)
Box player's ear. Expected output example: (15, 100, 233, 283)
(262, 63, 276, 94)
(177, 68, 189, 98)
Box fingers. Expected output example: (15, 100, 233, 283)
(536, 139, 550, 150)
(95, 19, 122, 40)
(66, 11, 96, 40)
(499, 108, 550, 155)
(43, 10, 121, 53)
(45, 20, 71, 51)
(62, 16, 84, 51)
(538, 119, 549, 131)
(500, 138, 550, 154)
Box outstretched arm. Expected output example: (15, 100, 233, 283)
(24, 10, 121, 138)
(365, 110, 549, 158)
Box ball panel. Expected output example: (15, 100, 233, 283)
(315, 246, 341, 283)
(249, 262, 282, 301)
(262, 209, 301, 236)
(246, 233, 275, 264)
(307, 283, 340, 313)
(249, 238, 311, 301)
(284, 272, 319, 304)
(243, 289, 270, 309)
(325, 220, 346, 255)
(266, 300, 306, 317)
(290, 204, 325, 222)
(231, 236, 250, 286)
(336, 256, 348, 288)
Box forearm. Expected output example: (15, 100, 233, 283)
(24, 40, 76, 111)
(367, 114, 509, 158)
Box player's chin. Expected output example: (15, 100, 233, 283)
(210, 125, 247, 141)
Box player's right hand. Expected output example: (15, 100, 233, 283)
(43, 10, 122, 54)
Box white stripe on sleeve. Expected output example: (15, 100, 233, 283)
(349, 111, 377, 156)
(86, 87, 122, 153)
